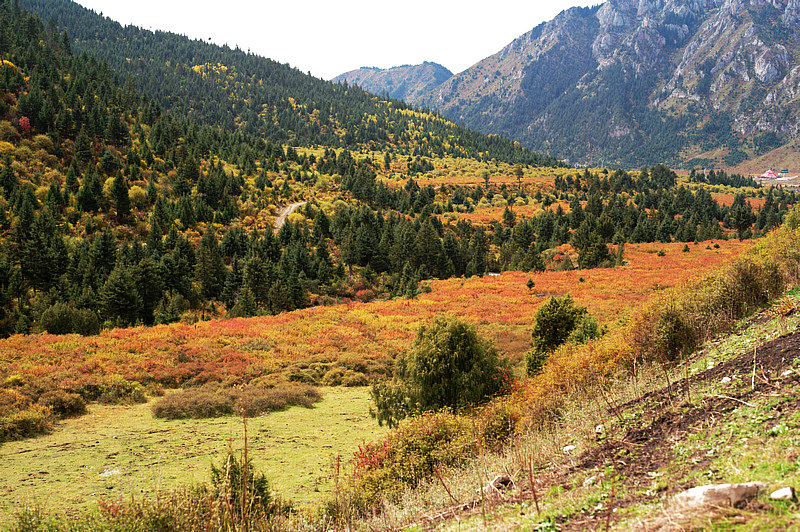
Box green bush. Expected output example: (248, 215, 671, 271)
(0, 405, 51, 442)
(37, 390, 86, 417)
(39, 302, 100, 336)
(371, 314, 506, 427)
(526, 295, 601, 376)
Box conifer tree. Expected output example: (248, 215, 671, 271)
(112, 173, 130, 221)
(196, 227, 226, 304)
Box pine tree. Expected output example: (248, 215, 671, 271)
(74, 126, 92, 165)
(134, 257, 163, 325)
(112, 174, 130, 221)
(100, 264, 141, 326)
(196, 227, 226, 303)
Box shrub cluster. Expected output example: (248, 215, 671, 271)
(152, 383, 321, 419)
(342, 411, 476, 513)
(0, 373, 147, 443)
(284, 357, 387, 386)
(39, 303, 100, 336)
(0, 403, 51, 442)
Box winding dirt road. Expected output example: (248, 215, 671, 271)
(273, 201, 306, 232)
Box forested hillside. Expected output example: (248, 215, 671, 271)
(20, 0, 559, 167)
(0, 0, 793, 339)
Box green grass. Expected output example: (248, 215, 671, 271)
(0, 386, 384, 524)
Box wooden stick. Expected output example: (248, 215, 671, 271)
(712, 395, 756, 407)
(434, 467, 459, 506)
(529, 456, 540, 515)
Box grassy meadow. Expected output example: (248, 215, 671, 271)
(0, 387, 382, 524)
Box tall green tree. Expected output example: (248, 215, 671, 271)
(371, 314, 505, 427)
(195, 227, 226, 304)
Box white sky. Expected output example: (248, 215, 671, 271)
(73, 1, 599, 80)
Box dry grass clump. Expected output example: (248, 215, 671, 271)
(14, 449, 293, 531)
(236, 384, 320, 417)
(152, 383, 321, 419)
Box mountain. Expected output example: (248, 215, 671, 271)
(412, 0, 800, 168)
(20, 0, 557, 166)
(332, 62, 453, 104)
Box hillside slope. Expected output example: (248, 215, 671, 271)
(416, 0, 800, 168)
(426, 301, 800, 530)
(332, 62, 453, 104)
(20, 0, 555, 165)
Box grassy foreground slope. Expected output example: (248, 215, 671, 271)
(420, 294, 800, 530)
(0, 387, 383, 524)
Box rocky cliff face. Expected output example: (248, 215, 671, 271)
(416, 0, 800, 167)
(332, 62, 453, 105)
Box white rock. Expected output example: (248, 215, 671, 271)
(99, 469, 122, 477)
(721, 376, 732, 383)
(782, 369, 793, 377)
(672, 482, 767, 509)
(770, 487, 796, 500)
(563, 444, 577, 454)
(595, 424, 605, 435)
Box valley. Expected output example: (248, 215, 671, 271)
(0, 0, 799, 530)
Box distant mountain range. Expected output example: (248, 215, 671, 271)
(333, 62, 452, 104)
(336, 0, 800, 169)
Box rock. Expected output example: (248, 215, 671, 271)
(480, 474, 515, 495)
(671, 482, 767, 509)
(781, 369, 793, 377)
(595, 424, 605, 435)
(770, 486, 796, 500)
(563, 444, 577, 454)
(721, 376, 732, 383)
(755, 50, 787, 84)
(99, 469, 122, 477)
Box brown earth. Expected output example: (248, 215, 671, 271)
(555, 330, 800, 530)
(424, 315, 800, 530)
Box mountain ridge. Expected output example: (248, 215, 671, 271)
(339, 0, 800, 168)
(332, 61, 453, 105)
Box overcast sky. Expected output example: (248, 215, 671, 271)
(72, 1, 599, 80)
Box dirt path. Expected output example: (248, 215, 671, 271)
(274, 201, 306, 232)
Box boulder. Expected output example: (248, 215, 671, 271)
(671, 482, 767, 509)
(770, 486, 796, 501)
